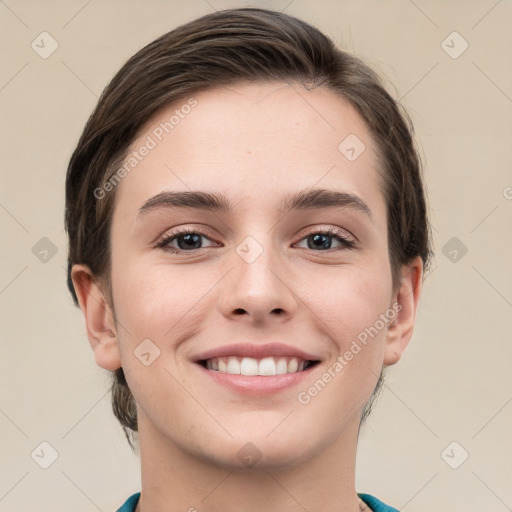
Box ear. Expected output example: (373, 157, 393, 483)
(71, 264, 122, 371)
(383, 256, 423, 366)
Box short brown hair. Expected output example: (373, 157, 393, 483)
(65, 7, 431, 449)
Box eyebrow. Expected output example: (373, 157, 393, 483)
(137, 188, 372, 219)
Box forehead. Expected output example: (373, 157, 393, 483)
(112, 81, 385, 219)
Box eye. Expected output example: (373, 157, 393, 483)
(156, 226, 355, 255)
(294, 227, 355, 251)
(156, 228, 218, 253)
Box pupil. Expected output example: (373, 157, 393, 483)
(179, 234, 201, 250)
(310, 234, 331, 250)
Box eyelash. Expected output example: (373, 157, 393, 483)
(156, 226, 355, 254)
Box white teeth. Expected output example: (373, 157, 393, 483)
(205, 356, 312, 376)
(287, 358, 298, 373)
(226, 357, 241, 374)
(276, 358, 288, 375)
(259, 357, 277, 376)
(240, 357, 259, 375)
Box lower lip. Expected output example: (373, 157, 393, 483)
(196, 363, 318, 396)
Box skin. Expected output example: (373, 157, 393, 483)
(72, 82, 423, 512)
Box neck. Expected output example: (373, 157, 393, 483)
(135, 414, 364, 512)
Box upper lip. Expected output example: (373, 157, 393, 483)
(194, 343, 321, 362)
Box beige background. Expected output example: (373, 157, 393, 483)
(1, 1, 511, 511)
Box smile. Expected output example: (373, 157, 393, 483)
(193, 342, 322, 394)
(200, 356, 318, 376)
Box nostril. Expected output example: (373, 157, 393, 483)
(234, 308, 245, 314)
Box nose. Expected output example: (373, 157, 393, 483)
(218, 237, 299, 325)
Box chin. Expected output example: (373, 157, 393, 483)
(192, 429, 325, 473)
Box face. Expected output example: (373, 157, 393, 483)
(76, 81, 419, 471)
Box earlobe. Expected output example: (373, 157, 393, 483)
(384, 256, 423, 366)
(71, 264, 122, 371)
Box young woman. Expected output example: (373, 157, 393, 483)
(65, 8, 431, 512)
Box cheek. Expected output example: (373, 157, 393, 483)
(295, 264, 393, 421)
(310, 259, 393, 341)
(111, 255, 223, 350)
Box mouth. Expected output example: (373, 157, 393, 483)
(193, 343, 322, 395)
(198, 356, 320, 376)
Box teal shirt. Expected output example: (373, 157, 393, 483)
(117, 492, 399, 511)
